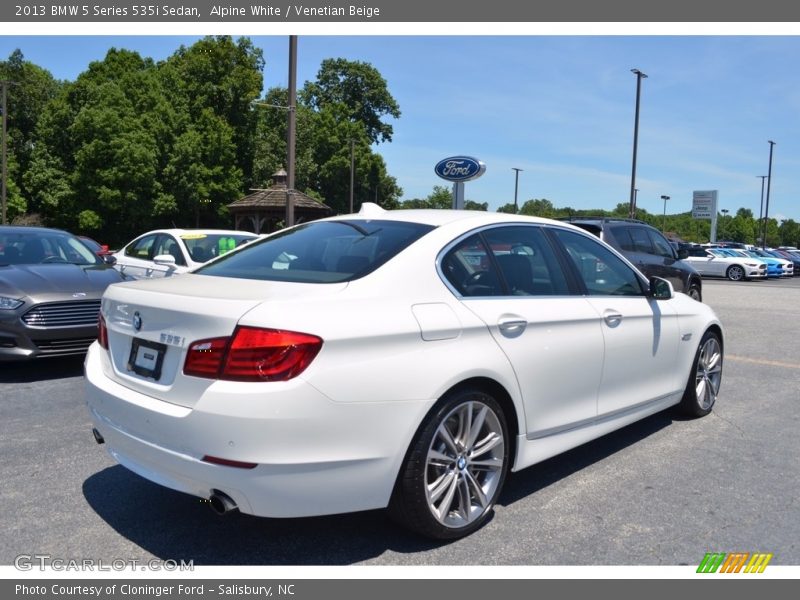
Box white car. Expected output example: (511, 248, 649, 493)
(113, 229, 259, 279)
(683, 247, 767, 281)
(86, 205, 724, 540)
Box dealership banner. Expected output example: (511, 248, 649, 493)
(3, 0, 800, 22)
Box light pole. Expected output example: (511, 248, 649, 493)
(660, 195, 670, 232)
(629, 68, 648, 219)
(720, 208, 729, 241)
(763, 140, 776, 249)
(633, 188, 639, 219)
(349, 139, 355, 213)
(512, 167, 523, 213)
(757, 175, 767, 245)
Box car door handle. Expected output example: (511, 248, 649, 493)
(603, 312, 623, 327)
(498, 317, 527, 337)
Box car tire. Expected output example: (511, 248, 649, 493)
(678, 330, 723, 418)
(726, 265, 745, 281)
(389, 388, 509, 540)
(686, 282, 702, 302)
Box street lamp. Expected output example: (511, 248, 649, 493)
(757, 175, 767, 245)
(512, 167, 523, 213)
(660, 195, 670, 232)
(720, 208, 729, 241)
(629, 68, 648, 219)
(763, 140, 776, 249)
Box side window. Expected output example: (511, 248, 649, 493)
(125, 234, 157, 260)
(154, 235, 186, 266)
(647, 229, 676, 259)
(441, 234, 503, 297)
(482, 226, 569, 296)
(688, 248, 708, 258)
(552, 229, 646, 296)
(609, 225, 636, 252)
(628, 226, 654, 254)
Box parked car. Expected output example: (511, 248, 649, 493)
(684, 247, 767, 281)
(747, 248, 794, 277)
(78, 236, 115, 259)
(558, 217, 703, 301)
(86, 205, 724, 540)
(770, 248, 800, 273)
(113, 229, 259, 279)
(0, 226, 126, 361)
(725, 249, 787, 278)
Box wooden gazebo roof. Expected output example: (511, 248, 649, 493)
(228, 169, 332, 233)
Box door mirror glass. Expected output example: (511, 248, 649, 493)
(649, 276, 674, 300)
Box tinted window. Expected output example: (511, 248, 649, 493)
(647, 229, 675, 259)
(628, 226, 653, 254)
(126, 234, 157, 260)
(553, 229, 645, 296)
(441, 234, 503, 297)
(609, 225, 636, 252)
(180, 233, 256, 263)
(688, 248, 709, 258)
(196, 220, 434, 283)
(154, 235, 186, 266)
(481, 226, 569, 295)
(0, 230, 99, 265)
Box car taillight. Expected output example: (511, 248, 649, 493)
(183, 337, 229, 379)
(98, 313, 109, 350)
(183, 327, 323, 382)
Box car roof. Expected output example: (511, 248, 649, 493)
(327, 203, 578, 229)
(134, 228, 259, 238)
(0, 225, 71, 235)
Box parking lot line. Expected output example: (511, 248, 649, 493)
(727, 354, 800, 370)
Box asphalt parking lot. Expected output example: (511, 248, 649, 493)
(0, 277, 798, 567)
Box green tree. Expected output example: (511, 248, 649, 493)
(302, 58, 400, 144)
(162, 36, 264, 189)
(0, 50, 62, 202)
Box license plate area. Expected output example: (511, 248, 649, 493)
(127, 338, 167, 381)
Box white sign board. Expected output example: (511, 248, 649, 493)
(692, 190, 718, 219)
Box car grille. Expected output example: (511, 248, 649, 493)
(22, 300, 102, 328)
(34, 337, 97, 357)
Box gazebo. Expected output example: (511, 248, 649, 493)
(228, 169, 333, 234)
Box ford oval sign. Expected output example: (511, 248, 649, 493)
(434, 156, 486, 182)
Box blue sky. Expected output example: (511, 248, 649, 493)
(2, 35, 799, 220)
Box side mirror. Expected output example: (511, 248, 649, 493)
(677, 248, 689, 260)
(153, 254, 177, 267)
(102, 254, 117, 266)
(649, 276, 674, 300)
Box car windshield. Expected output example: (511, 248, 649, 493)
(195, 220, 435, 283)
(179, 232, 258, 263)
(0, 230, 100, 266)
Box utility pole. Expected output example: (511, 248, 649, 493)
(349, 139, 355, 213)
(286, 35, 297, 227)
(628, 69, 648, 219)
(763, 141, 775, 249)
(512, 167, 523, 213)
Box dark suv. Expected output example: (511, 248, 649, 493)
(560, 217, 703, 302)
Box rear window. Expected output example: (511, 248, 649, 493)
(194, 220, 435, 283)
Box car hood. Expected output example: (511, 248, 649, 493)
(0, 264, 123, 299)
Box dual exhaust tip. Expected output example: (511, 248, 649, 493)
(91, 428, 238, 516)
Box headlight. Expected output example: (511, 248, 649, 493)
(745, 263, 758, 267)
(0, 297, 23, 310)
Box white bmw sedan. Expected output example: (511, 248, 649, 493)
(85, 205, 724, 540)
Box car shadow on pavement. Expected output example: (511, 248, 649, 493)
(0, 356, 84, 382)
(82, 409, 677, 565)
(82, 466, 440, 565)
(499, 410, 675, 506)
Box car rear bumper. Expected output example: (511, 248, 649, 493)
(84, 343, 436, 518)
